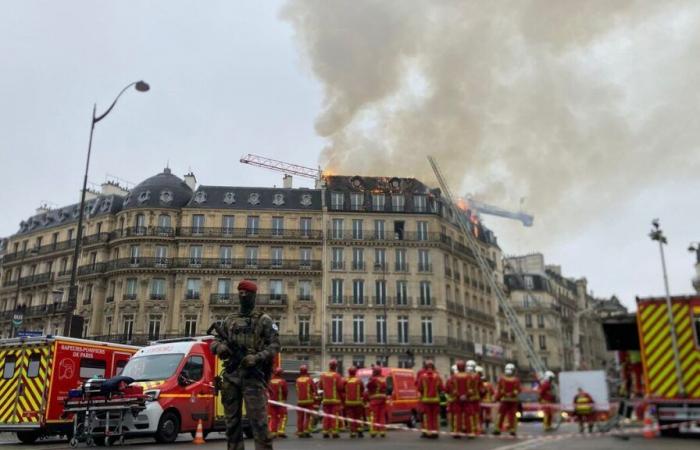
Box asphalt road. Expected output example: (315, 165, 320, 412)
(1, 423, 698, 450)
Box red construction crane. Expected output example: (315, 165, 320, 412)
(240, 154, 321, 180)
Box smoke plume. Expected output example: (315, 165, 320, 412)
(281, 0, 700, 244)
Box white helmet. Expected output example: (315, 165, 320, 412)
(544, 370, 555, 380)
(451, 364, 458, 374)
(466, 360, 477, 372)
(475, 365, 485, 379)
(504, 363, 516, 375)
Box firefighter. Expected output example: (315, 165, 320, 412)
(294, 365, 316, 438)
(367, 365, 388, 438)
(343, 366, 365, 438)
(417, 359, 443, 439)
(319, 359, 344, 438)
(415, 360, 429, 385)
(493, 363, 521, 436)
(539, 370, 556, 432)
(465, 360, 481, 438)
(446, 360, 468, 438)
(445, 364, 458, 435)
(267, 367, 288, 438)
(573, 387, 595, 433)
(476, 366, 495, 434)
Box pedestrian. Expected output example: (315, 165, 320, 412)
(446, 360, 468, 438)
(573, 387, 595, 433)
(476, 366, 494, 434)
(267, 367, 288, 438)
(493, 363, 521, 437)
(538, 371, 556, 432)
(417, 359, 443, 439)
(294, 365, 316, 438)
(319, 359, 344, 438)
(465, 360, 481, 438)
(343, 366, 365, 438)
(210, 279, 280, 450)
(367, 366, 388, 438)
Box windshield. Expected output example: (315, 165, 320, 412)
(121, 353, 184, 382)
(519, 391, 539, 402)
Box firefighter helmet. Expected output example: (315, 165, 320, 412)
(544, 370, 555, 380)
(456, 360, 466, 371)
(475, 365, 485, 378)
(299, 364, 308, 375)
(504, 363, 516, 375)
(329, 359, 338, 371)
(425, 359, 435, 370)
(348, 366, 357, 376)
(466, 360, 477, 372)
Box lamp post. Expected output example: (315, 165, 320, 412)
(64, 81, 150, 336)
(649, 219, 685, 396)
(687, 242, 700, 293)
(375, 261, 389, 366)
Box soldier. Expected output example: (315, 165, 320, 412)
(464, 360, 481, 438)
(267, 367, 288, 438)
(343, 366, 365, 438)
(417, 360, 443, 439)
(573, 387, 595, 433)
(493, 363, 521, 437)
(295, 365, 316, 438)
(539, 371, 556, 432)
(210, 280, 280, 450)
(319, 359, 344, 438)
(476, 366, 495, 434)
(367, 366, 388, 438)
(446, 360, 468, 438)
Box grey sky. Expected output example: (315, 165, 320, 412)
(1, 1, 698, 310)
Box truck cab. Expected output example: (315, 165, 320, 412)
(357, 367, 420, 427)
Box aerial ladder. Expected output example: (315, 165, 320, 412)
(464, 196, 534, 227)
(428, 156, 548, 377)
(240, 153, 321, 181)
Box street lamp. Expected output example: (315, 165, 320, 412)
(648, 219, 685, 396)
(687, 242, 700, 293)
(65, 81, 150, 336)
(374, 261, 389, 366)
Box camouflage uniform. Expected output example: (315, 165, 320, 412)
(212, 309, 280, 450)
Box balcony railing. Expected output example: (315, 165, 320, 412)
(91, 333, 191, 346)
(178, 227, 323, 240)
(394, 263, 409, 272)
(3, 272, 55, 288)
(327, 230, 443, 242)
(78, 258, 322, 274)
(351, 261, 366, 271)
(122, 293, 137, 301)
(0, 302, 75, 321)
(149, 293, 166, 300)
(279, 335, 322, 347)
(327, 334, 448, 347)
(418, 263, 433, 273)
(210, 294, 288, 307)
(465, 307, 496, 325)
(185, 292, 201, 300)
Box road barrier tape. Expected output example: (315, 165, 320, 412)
(268, 399, 699, 441)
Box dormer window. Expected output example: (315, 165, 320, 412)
(350, 193, 363, 211)
(391, 194, 405, 212)
(331, 192, 344, 210)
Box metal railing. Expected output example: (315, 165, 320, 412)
(78, 257, 322, 274)
(0, 302, 75, 321)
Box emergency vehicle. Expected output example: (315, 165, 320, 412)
(357, 367, 420, 427)
(0, 336, 138, 443)
(603, 295, 700, 435)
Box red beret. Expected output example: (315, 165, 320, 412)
(238, 280, 257, 293)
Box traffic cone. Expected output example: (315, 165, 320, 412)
(642, 407, 657, 439)
(193, 419, 206, 444)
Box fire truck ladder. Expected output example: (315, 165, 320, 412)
(428, 156, 548, 377)
(240, 154, 321, 180)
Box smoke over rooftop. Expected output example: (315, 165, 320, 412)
(281, 0, 700, 244)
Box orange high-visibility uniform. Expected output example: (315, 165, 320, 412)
(319, 371, 345, 436)
(538, 380, 555, 431)
(267, 374, 288, 437)
(574, 391, 595, 432)
(480, 380, 495, 431)
(343, 376, 365, 435)
(446, 372, 469, 435)
(465, 372, 481, 435)
(295, 374, 316, 436)
(495, 375, 521, 434)
(418, 369, 443, 436)
(367, 375, 388, 437)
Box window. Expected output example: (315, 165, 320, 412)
(189, 245, 203, 265)
(148, 315, 162, 340)
(186, 278, 201, 300)
(83, 284, 93, 305)
(375, 280, 386, 305)
(135, 214, 146, 234)
(271, 247, 283, 267)
(192, 214, 205, 233)
(298, 315, 310, 342)
(421, 317, 433, 344)
(246, 216, 259, 235)
(3, 355, 16, 379)
(130, 245, 140, 264)
(299, 247, 312, 268)
(419, 281, 432, 306)
(182, 355, 204, 381)
(524, 276, 534, 290)
(537, 314, 545, 328)
(299, 280, 312, 300)
(105, 316, 113, 335)
(331, 192, 344, 210)
(350, 193, 364, 211)
(158, 214, 171, 233)
(352, 279, 364, 305)
(184, 315, 198, 336)
(397, 316, 409, 344)
(352, 219, 363, 239)
(525, 314, 532, 328)
(418, 249, 431, 272)
(122, 315, 134, 340)
(269, 280, 283, 300)
(398, 354, 413, 369)
(376, 355, 388, 367)
(331, 218, 344, 239)
(352, 248, 364, 270)
(115, 360, 127, 376)
(245, 246, 258, 266)
(331, 279, 343, 304)
(352, 355, 365, 369)
(331, 247, 344, 270)
(272, 217, 284, 236)
(414, 195, 427, 213)
(155, 245, 168, 265)
(217, 278, 231, 298)
(395, 248, 407, 271)
(125, 278, 138, 299)
(220, 246, 232, 265)
(392, 194, 405, 212)
(372, 193, 385, 212)
(331, 315, 343, 343)
(222, 215, 235, 234)
(396, 280, 408, 305)
(79, 359, 106, 379)
(539, 335, 547, 350)
(376, 316, 386, 344)
(353, 315, 365, 343)
(374, 248, 386, 270)
(374, 219, 385, 240)
(300, 217, 312, 237)
(150, 278, 166, 299)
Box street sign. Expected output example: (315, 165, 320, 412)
(17, 331, 43, 338)
(12, 311, 23, 327)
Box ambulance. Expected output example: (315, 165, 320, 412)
(0, 336, 138, 443)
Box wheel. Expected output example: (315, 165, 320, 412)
(659, 422, 680, 437)
(16, 431, 40, 444)
(70, 438, 78, 447)
(154, 411, 181, 443)
(406, 412, 418, 428)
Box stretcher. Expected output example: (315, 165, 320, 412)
(63, 377, 146, 447)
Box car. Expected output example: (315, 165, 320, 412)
(517, 389, 543, 421)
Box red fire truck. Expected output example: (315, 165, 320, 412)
(0, 336, 138, 443)
(357, 367, 421, 427)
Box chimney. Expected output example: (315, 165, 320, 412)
(84, 189, 99, 201)
(101, 181, 129, 197)
(35, 203, 51, 215)
(184, 172, 197, 191)
(283, 174, 293, 189)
